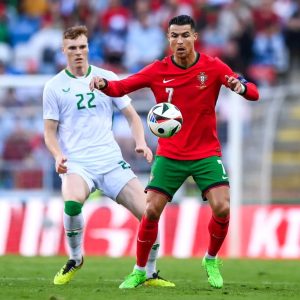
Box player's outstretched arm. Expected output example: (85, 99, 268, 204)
(44, 119, 68, 174)
(121, 105, 153, 164)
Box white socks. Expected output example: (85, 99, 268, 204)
(63, 212, 84, 266)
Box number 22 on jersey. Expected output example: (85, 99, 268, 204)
(76, 92, 96, 110)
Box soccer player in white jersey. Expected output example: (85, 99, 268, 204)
(43, 25, 174, 287)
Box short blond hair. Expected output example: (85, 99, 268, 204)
(63, 25, 88, 40)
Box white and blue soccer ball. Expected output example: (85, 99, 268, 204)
(147, 102, 183, 138)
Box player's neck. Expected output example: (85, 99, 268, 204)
(66, 64, 89, 78)
(172, 51, 199, 69)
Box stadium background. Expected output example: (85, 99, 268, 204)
(0, 0, 299, 260)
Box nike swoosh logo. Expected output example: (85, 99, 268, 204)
(222, 176, 229, 180)
(62, 88, 70, 92)
(137, 237, 151, 243)
(163, 78, 175, 83)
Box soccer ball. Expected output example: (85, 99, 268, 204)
(147, 102, 183, 138)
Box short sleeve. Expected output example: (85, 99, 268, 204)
(43, 82, 59, 121)
(107, 71, 132, 110)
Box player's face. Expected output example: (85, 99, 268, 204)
(63, 34, 89, 69)
(167, 24, 197, 59)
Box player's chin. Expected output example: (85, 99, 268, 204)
(176, 50, 187, 57)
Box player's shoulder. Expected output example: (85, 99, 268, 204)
(136, 59, 162, 75)
(90, 65, 121, 80)
(200, 53, 221, 64)
(205, 53, 227, 67)
(44, 69, 66, 90)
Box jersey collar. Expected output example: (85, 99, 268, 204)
(65, 65, 92, 78)
(171, 52, 200, 69)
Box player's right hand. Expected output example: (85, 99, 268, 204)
(89, 76, 106, 91)
(55, 156, 67, 174)
(135, 145, 153, 164)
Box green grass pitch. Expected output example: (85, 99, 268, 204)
(0, 256, 299, 300)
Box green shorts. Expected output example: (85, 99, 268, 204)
(146, 155, 230, 201)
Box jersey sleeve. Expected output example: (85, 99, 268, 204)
(106, 71, 132, 110)
(43, 82, 59, 121)
(102, 62, 156, 97)
(215, 58, 259, 101)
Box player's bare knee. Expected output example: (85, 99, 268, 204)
(213, 200, 230, 217)
(145, 206, 161, 220)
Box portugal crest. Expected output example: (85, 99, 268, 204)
(197, 72, 207, 89)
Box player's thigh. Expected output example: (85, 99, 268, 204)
(117, 177, 146, 220)
(101, 161, 137, 201)
(61, 173, 90, 203)
(192, 156, 229, 200)
(146, 156, 189, 201)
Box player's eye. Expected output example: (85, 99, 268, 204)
(79, 45, 86, 49)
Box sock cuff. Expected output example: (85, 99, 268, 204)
(212, 214, 230, 224)
(64, 200, 83, 216)
(142, 215, 159, 224)
(141, 215, 159, 230)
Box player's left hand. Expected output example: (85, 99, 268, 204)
(135, 145, 153, 163)
(225, 75, 245, 94)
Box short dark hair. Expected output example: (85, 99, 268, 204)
(168, 15, 195, 30)
(63, 25, 88, 40)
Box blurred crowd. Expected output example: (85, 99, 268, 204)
(0, 0, 300, 81)
(0, 0, 300, 190)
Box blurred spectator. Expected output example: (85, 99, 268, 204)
(284, 0, 300, 73)
(200, 9, 226, 57)
(22, 0, 48, 17)
(153, 0, 194, 29)
(100, 0, 131, 70)
(251, 22, 289, 85)
(8, 2, 41, 47)
(2, 124, 32, 161)
(252, 0, 280, 33)
(0, 87, 20, 107)
(218, 0, 254, 75)
(124, 0, 165, 72)
(0, 3, 9, 43)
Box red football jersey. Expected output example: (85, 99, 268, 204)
(103, 53, 259, 160)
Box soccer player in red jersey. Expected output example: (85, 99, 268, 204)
(90, 15, 259, 289)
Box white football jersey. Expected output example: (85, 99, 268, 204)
(43, 65, 131, 173)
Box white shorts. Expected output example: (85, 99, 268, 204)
(61, 160, 136, 200)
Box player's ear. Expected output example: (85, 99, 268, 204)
(193, 31, 198, 41)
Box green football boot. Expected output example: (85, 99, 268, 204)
(202, 257, 223, 288)
(119, 269, 147, 289)
(53, 258, 83, 285)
